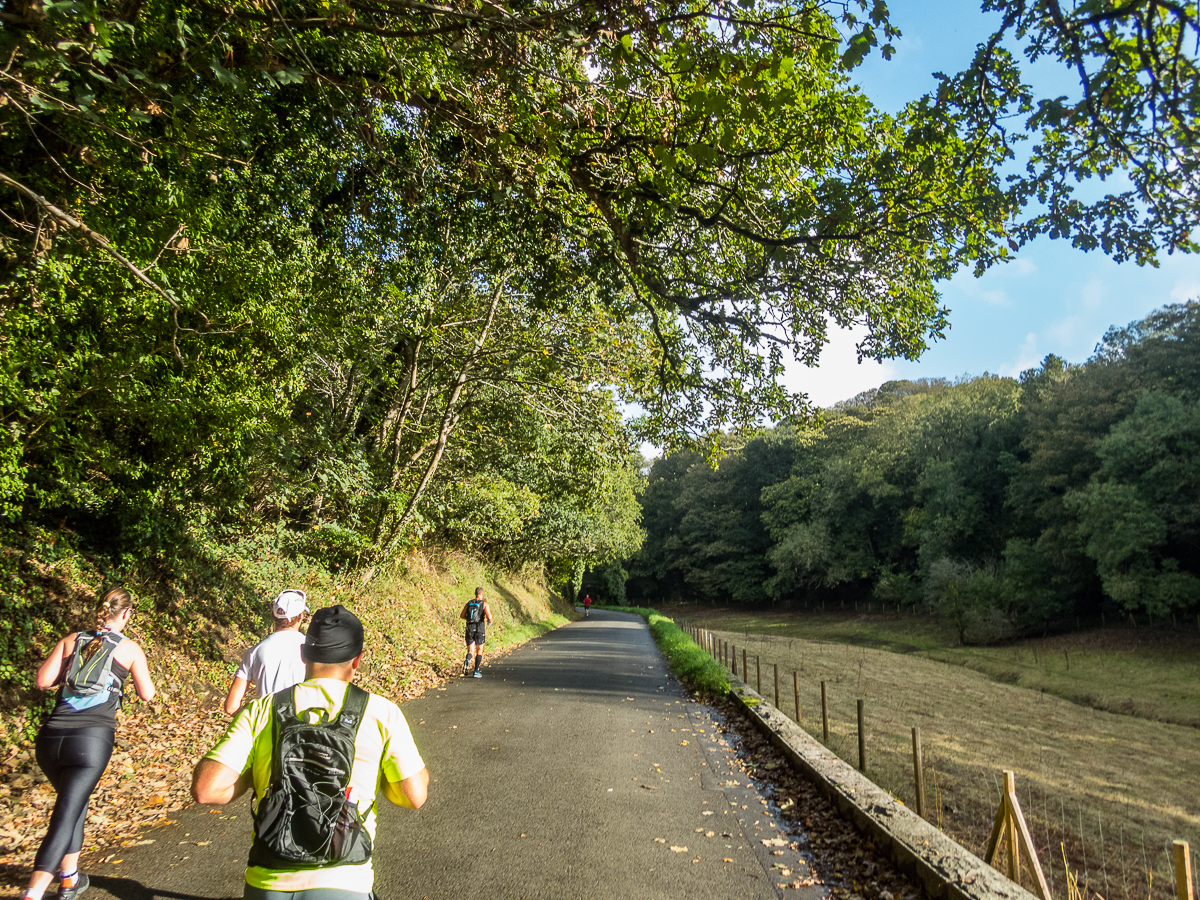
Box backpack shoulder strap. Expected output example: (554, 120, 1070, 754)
(336, 683, 370, 734)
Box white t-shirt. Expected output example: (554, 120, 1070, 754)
(235, 630, 306, 697)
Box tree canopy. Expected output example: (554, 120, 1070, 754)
(1, 0, 1195, 574)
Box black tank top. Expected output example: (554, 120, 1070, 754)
(42, 634, 133, 732)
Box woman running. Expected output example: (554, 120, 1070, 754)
(22, 587, 156, 900)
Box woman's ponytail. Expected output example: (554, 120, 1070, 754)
(94, 587, 134, 628)
(84, 588, 135, 664)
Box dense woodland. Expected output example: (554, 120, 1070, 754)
(617, 303, 1200, 643)
(0, 0, 1196, 645)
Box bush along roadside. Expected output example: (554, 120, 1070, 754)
(611, 606, 730, 697)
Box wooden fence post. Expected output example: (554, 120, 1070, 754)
(985, 770, 1052, 900)
(820, 681, 829, 743)
(731, 644, 736, 677)
(793, 670, 800, 725)
(756, 656, 761, 694)
(911, 727, 926, 818)
(773, 663, 779, 708)
(742, 648, 747, 684)
(1175, 840, 1194, 900)
(857, 700, 866, 772)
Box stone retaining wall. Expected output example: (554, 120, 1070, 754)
(727, 680, 1038, 900)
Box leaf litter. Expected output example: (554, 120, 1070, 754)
(708, 698, 929, 899)
(0, 638, 447, 886)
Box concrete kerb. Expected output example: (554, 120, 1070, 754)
(726, 679, 1039, 900)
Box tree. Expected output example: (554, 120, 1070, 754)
(1065, 390, 1200, 617)
(934, 0, 1199, 263)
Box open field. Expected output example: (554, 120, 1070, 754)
(661, 607, 1200, 900)
(663, 608, 1200, 728)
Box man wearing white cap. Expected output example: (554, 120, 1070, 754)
(223, 589, 309, 715)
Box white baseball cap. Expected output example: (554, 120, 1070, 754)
(273, 589, 308, 619)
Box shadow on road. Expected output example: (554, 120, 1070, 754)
(87, 874, 238, 900)
(481, 614, 670, 697)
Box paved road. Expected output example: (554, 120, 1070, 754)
(72, 610, 814, 900)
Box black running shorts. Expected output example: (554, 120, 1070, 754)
(465, 622, 486, 645)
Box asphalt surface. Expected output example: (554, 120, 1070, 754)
(69, 609, 821, 900)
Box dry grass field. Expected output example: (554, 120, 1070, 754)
(664, 608, 1200, 900)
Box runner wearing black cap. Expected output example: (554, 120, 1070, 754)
(192, 605, 429, 899)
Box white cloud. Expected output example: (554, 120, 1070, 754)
(948, 270, 1010, 307)
(1006, 258, 1039, 277)
(1170, 278, 1200, 302)
(1045, 313, 1093, 350)
(998, 332, 1041, 378)
(1079, 278, 1107, 311)
(781, 324, 901, 409)
(942, 254, 1039, 310)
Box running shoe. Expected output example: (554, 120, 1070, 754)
(58, 873, 89, 900)
(473, 671, 482, 678)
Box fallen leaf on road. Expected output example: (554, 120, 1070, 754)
(654, 838, 666, 843)
(762, 837, 787, 847)
(670, 846, 688, 853)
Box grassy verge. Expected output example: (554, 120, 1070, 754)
(667, 606, 1200, 900)
(607, 606, 729, 697)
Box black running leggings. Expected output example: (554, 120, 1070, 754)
(33, 726, 115, 873)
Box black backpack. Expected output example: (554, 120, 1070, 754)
(466, 598, 484, 623)
(248, 684, 373, 870)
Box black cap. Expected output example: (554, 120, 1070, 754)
(303, 605, 364, 664)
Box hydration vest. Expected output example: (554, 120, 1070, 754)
(62, 630, 125, 711)
(466, 598, 484, 623)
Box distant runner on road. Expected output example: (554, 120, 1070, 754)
(192, 604, 430, 900)
(583, 594, 592, 617)
(460, 587, 493, 678)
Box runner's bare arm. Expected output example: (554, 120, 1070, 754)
(483, 601, 493, 625)
(223, 677, 249, 715)
(382, 766, 429, 810)
(126, 642, 156, 701)
(35, 636, 72, 690)
(191, 758, 253, 805)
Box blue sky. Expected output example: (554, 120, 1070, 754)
(791, 1, 1200, 408)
